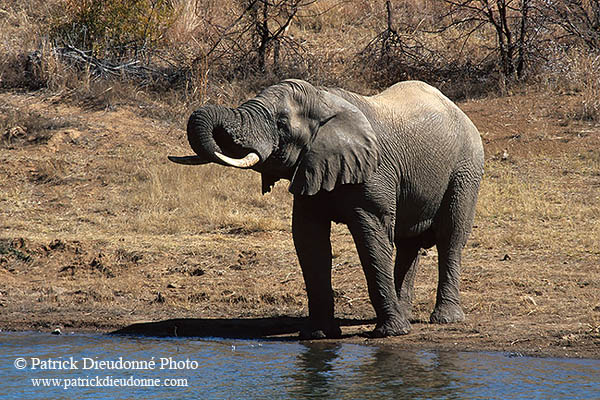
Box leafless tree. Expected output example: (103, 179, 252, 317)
(360, 1, 447, 86)
(247, 0, 314, 72)
(440, 0, 539, 80)
(200, 0, 317, 76)
(542, 0, 600, 51)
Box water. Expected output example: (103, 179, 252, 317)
(1, 332, 599, 399)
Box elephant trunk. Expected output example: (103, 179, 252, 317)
(185, 105, 271, 168)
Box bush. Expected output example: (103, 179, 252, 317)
(50, 0, 176, 61)
(552, 52, 600, 121)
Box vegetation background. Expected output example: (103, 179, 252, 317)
(0, 0, 598, 357)
(3, 0, 600, 111)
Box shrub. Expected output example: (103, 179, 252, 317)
(563, 52, 600, 121)
(49, 0, 176, 61)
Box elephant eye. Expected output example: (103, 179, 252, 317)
(277, 116, 289, 131)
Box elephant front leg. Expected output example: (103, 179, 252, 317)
(348, 212, 411, 337)
(292, 198, 341, 339)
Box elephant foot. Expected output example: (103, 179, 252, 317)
(299, 323, 341, 340)
(430, 302, 465, 324)
(369, 316, 411, 338)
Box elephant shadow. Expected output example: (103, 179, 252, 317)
(110, 317, 376, 339)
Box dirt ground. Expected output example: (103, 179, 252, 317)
(1, 89, 599, 359)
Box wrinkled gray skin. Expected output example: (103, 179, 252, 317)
(169, 79, 484, 339)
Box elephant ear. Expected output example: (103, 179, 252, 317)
(289, 90, 380, 196)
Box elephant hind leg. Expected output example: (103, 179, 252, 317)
(430, 246, 466, 324)
(431, 174, 481, 324)
(393, 238, 423, 321)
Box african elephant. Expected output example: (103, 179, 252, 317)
(168, 79, 484, 339)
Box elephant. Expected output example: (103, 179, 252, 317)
(168, 79, 484, 339)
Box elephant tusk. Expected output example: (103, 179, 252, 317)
(168, 155, 211, 165)
(214, 151, 260, 168)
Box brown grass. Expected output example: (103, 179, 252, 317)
(127, 164, 291, 235)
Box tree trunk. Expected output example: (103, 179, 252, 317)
(256, 0, 269, 72)
(516, 0, 530, 79)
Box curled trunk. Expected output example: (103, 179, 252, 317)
(186, 105, 239, 162)
(183, 105, 271, 168)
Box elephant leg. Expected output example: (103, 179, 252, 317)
(292, 198, 341, 339)
(348, 211, 410, 337)
(430, 176, 479, 324)
(430, 245, 465, 324)
(394, 240, 421, 321)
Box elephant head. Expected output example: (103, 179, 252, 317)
(168, 80, 380, 195)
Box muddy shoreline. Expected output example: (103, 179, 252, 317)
(2, 307, 598, 359)
(1, 324, 596, 360)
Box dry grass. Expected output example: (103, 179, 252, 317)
(560, 53, 600, 121)
(476, 157, 600, 253)
(126, 163, 291, 235)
